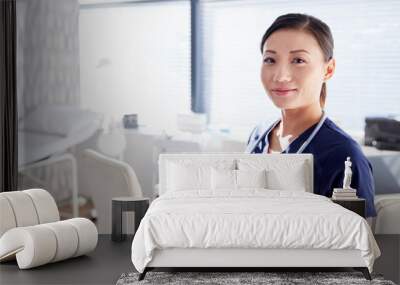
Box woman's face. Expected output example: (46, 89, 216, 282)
(261, 28, 334, 110)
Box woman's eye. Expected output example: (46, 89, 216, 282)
(263, 57, 275, 64)
(292, 58, 306, 64)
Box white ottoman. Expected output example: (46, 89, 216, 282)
(0, 189, 98, 269)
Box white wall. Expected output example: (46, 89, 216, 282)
(79, 1, 191, 133)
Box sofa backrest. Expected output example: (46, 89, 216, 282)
(159, 153, 313, 195)
(0, 189, 59, 237)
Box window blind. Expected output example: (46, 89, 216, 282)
(200, 0, 400, 136)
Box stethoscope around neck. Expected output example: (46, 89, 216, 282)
(249, 110, 327, 154)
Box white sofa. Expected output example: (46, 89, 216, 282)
(374, 193, 400, 234)
(0, 189, 97, 269)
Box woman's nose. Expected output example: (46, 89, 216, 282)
(273, 65, 292, 82)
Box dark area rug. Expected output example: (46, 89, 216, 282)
(116, 271, 397, 285)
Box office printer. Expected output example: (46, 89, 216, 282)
(365, 116, 400, 150)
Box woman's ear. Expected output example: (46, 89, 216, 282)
(324, 58, 335, 81)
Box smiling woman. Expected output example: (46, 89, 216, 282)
(259, 21, 335, 152)
(261, 29, 334, 112)
(246, 13, 377, 218)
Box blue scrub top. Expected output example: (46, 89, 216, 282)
(246, 117, 377, 217)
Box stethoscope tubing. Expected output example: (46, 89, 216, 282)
(249, 110, 327, 154)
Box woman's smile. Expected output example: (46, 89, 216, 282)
(271, 88, 297, 97)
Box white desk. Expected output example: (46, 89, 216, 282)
(97, 126, 399, 200)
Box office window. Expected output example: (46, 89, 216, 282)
(79, 1, 191, 132)
(200, 0, 400, 136)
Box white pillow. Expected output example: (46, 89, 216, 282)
(167, 163, 222, 191)
(237, 158, 308, 192)
(211, 168, 236, 190)
(236, 169, 267, 189)
(166, 159, 235, 191)
(20, 104, 98, 137)
(211, 169, 267, 190)
(266, 164, 307, 191)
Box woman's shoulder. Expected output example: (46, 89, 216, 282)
(322, 118, 360, 146)
(319, 118, 368, 164)
(247, 120, 276, 142)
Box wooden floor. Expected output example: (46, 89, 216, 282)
(0, 235, 398, 285)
